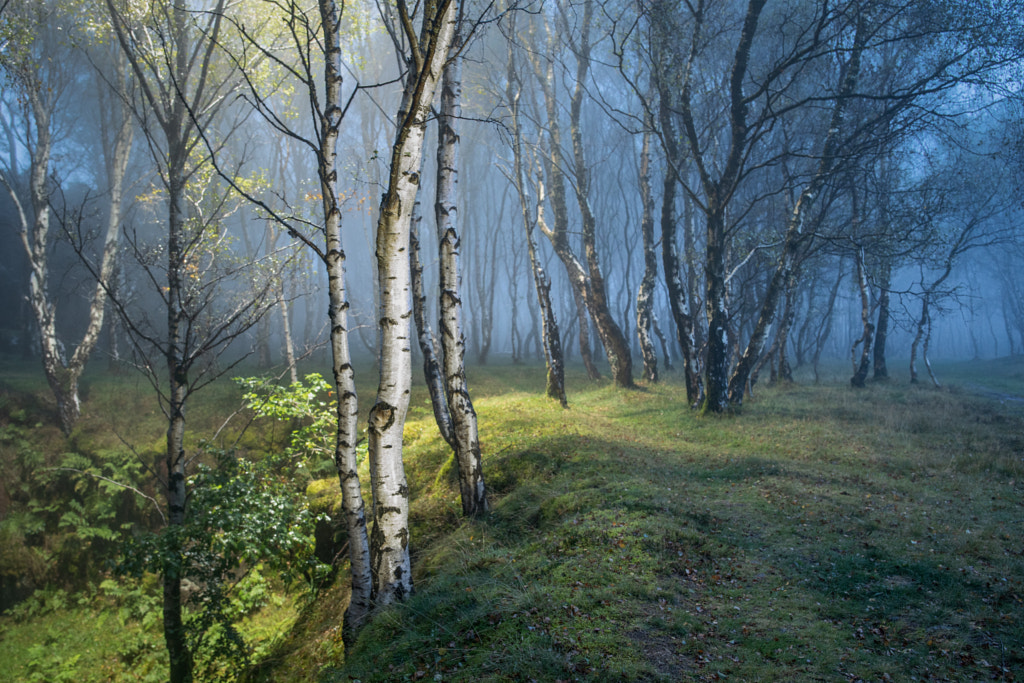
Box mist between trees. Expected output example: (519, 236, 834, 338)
(2, 0, 1024, 680)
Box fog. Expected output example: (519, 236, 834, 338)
(2, 0, 1023, 391)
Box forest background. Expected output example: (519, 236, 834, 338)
(1, 0, 1024, 681)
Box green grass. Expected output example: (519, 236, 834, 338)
(2, 356, 1023, 682)
(328, 361, 1024, 682)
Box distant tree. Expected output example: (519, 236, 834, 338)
(0, 0, 128, 433)
(621, 0, 1024, 407)
(527, 0, 634, 388)
(905, 148, 1019, 385)
(503, 12, 568, 406)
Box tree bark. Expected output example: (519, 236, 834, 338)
(435, 23, 487, 516)
(411, 210, 454, 447)
(653, 317, 674, 371)
(776, 270, 798, 383)
(636, 123, 659, 383)
(318, 0, 373, 642)
(280, 292, 298, 385)
(850, 247, 874, 388)
(368, 0, 456, 605)
(873, 258, 891, 380)
(701, 206, 731, 413)
(506, 32, 567, 407)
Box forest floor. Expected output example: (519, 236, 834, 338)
(1, 356, 1023, 682)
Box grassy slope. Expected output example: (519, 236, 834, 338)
(2, 357, 1023, 681)
(323, 361, 1024, 682)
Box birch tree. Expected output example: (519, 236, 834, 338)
(504, 14, 567, 406)
(0, 1, 128, 434)
(635, 119, 658, 383)
(368, 0, 456, 605)
(526, 0, 633, 388)
(727, 7, 866, 404)
(434, 9, 487, 516)
(206, 0, 376, 642)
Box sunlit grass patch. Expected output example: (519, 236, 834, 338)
(327, 363, 1024, 682)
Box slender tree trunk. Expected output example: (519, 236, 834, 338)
(701, 206, 731, 413)
(776, 269, 798, 383)
(107, 268, 123, 373)
(655, 68, 700, 403)
(531, 231, 567, 406)
(636, 123, 658, 383)
(529, 181, 569, 407)
(369, 0, 456, 605)
(435, 26, 486, 516)
(164, 132, 193, 682)
(508, 244, 522, 364)
(923, 312, 939, 387)
(850, 248, 874, 388)
(506, 36, 567, 406)
(473, 226, 498, 365)
(318, 0, 372, 642)
(566, 0, 633, 388)
(280, 293, 298, 385)
(812, 261, 843, 383)
(873, 259, 891, 380)
(411, 209, 454, 447)
(909, 297, 928, 384)
(653, 316, 673, 371)
(256, 316, 272, 368)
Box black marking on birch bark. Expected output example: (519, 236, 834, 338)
(368, 402, 395, 434)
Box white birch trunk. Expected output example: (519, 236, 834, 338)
(636, 124, 658, 383)
(369, 0, 457, 605)
(411, 210, 455, 447)
(3, 50, 128, 434)
(316, 0, 374, 641)
(435, 23, 487, 516)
